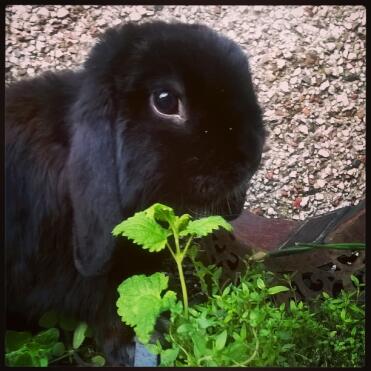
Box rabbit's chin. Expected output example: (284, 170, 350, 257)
(167, 182, 249, 222)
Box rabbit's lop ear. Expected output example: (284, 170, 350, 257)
(67, 79, 122, 277)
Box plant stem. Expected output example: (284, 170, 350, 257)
(181, 236, 194, 259)
(48, 350, 74, 365)
(166, 242, 177, 261)
(175, 257, 189, 318)
(169, 221, 190, 318)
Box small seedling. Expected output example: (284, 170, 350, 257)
(113, 203, 232, 342)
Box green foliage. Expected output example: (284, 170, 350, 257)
(113, 203, 365, 367)
(72, 322, 88, 350)
(116, 273, 180, 343)
(6, 312, 105, 367)
(179, 216, 232, 238)
(112, 211, 171, 252)
(5, 328, 61, 367)
(156, 262, 365, 367)
(113, 202, 233, 322)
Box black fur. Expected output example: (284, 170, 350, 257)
(5, 21, 265, 365)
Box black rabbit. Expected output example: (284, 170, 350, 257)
(5, 21, 266, 365)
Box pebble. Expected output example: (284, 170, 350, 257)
(56, 8, 69, 18)
(276, 59, 285, 69)
(298, 124, 309, 135)
(314, 179, 326, 188)
(318, 149, 330, 158)
(279, 81, 290, 93)
(319, 80, 330, 91)
(300, 196, 310, 207)
(336, 93, 349, 106)
(37, 8, 49, 17)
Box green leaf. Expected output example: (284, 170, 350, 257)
(160, 348, 179, 366)
(192, 333, 208, 359)
(176, 323, 193, 334)
(179, 216, 232, 238)
(322, 291, 330, 299)
(196, 317, 214, 329)
(52, 342, 65, 357)
(38, 311, 59, 328)
(6, 351, 34, 367)
(267, 286, 290, 295)
(340, 309, 346, 321)
(215, 330, 228, 350)
(222, 285, 231, 296)
(290, 300, 297, 312)
(249, 251, 267, 261)
(5, 331, 32, 353)
(257, 277, 266, 290)
(91, 355, 106, 366)
(39, 357, 48, 367)
(34, 328, 59, 346)
(144, 203, 176, 225)
(174, 214, 192, 233)
(73, 322, 88, 349)
(112, 212, 170, 252)
(350, 275, 360, 287)
(145, 343, 161, 355)
(116, 273, 178, 343)
(240, 323, 247, 340)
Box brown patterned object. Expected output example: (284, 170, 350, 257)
(199, 200, 365, 301)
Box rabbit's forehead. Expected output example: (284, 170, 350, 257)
(129, 46, 251, 101)
(127, 26, 249, 87)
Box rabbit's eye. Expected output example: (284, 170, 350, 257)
(151, 91, 179, 116)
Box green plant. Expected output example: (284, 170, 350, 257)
(113, 203, 365, 367)
(5, 312, 105, 367)
(113, 202, 232, 322)
(157, 262, 364, 367)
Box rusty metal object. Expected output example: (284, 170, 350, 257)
(199, 200, 365, 301)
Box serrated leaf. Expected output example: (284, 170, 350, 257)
(38, 311, 58, 329)
(91, 355, 106, 366)
(144, 203, 176, 225)
(116, 273, 178, 343)
(267, 286, 290, 295)
(215, 330, 227, 351)
(179, 216, 232, 238)
(113, 212, 171, 252)
(73, 322, 88, 349)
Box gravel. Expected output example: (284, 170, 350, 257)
(5, 5, 366, 221)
